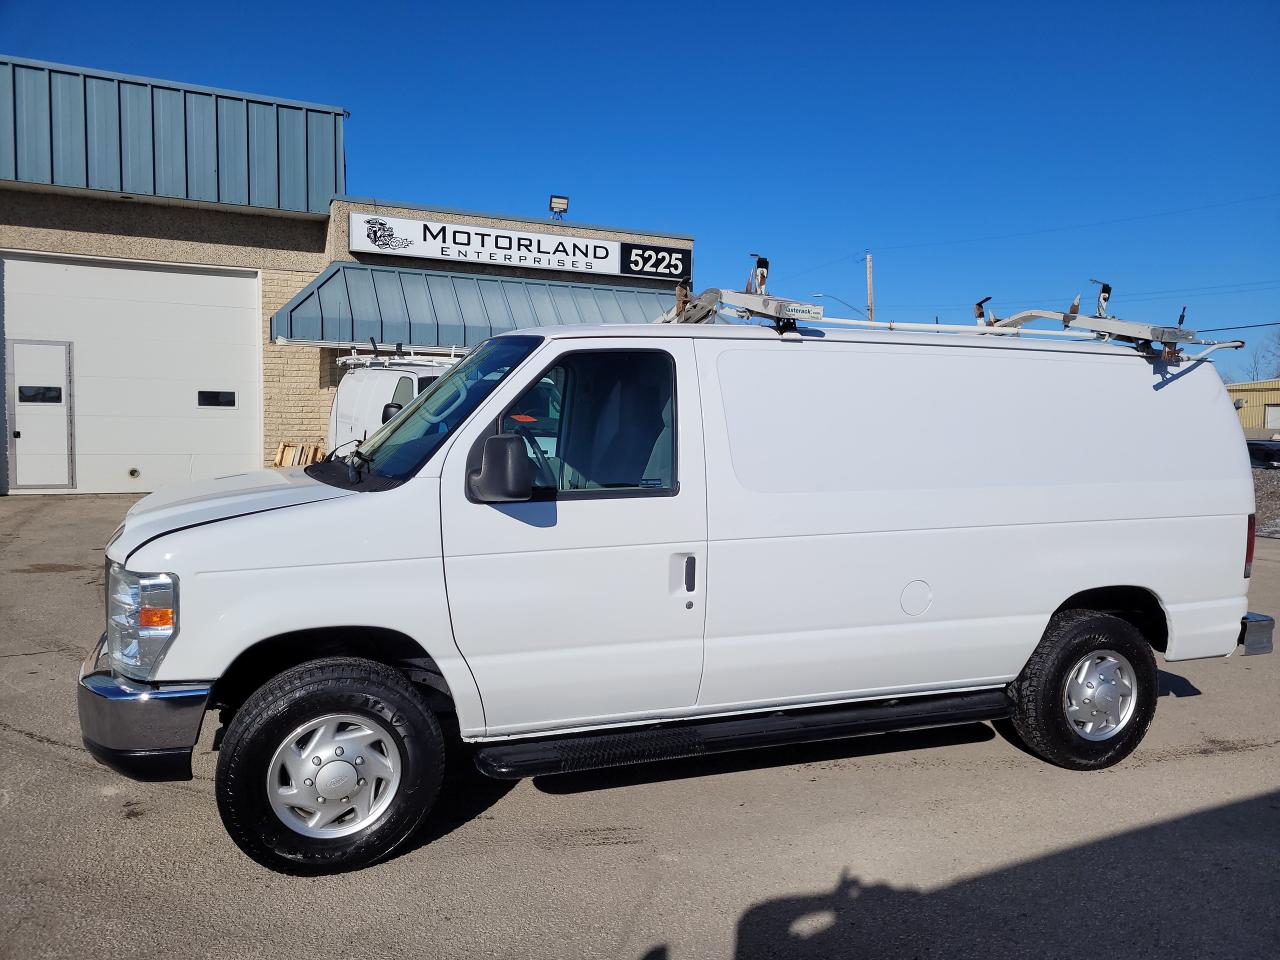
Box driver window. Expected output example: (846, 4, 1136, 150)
(501, 350, 676, 494)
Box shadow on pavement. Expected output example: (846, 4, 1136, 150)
(1158, 670, 1203, 698)
(533, 723, 997, 795)
(639, 789, 1280, 959)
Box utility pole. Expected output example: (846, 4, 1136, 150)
(865, 249, 875, 323)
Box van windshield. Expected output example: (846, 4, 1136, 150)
(314, 336, 541, 487)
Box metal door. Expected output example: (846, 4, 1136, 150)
(7, 340, 74, 489)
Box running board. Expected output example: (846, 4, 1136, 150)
(473, 688, 1010, 780)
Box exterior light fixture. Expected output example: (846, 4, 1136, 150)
(549, 195, 569, 220)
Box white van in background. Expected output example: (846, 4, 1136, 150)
(327, 353, 456, 454)
(78, 290, 1272, 874)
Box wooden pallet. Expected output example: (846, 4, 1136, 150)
(273, 442, 326, 468)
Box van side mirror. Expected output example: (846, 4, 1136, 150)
(381, 402, 403, 424)
(468, 434, 534, 503)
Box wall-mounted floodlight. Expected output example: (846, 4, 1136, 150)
(549, 195, 569, 220)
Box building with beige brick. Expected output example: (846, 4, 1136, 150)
(1, 55, 693, 494)
(1227, 378, 1280, 439)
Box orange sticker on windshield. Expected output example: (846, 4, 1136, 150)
(511, 414, 537, 423)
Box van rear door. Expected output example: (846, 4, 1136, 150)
(330, 369, 368, 449)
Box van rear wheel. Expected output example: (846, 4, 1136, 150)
(215, 656, 444, 874)
(1008, 610, 1157, 770)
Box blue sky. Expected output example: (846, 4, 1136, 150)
(4, 0, 1278, 376)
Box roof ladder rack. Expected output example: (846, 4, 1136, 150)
(658, 287, 1245, 363)
(657, 288, 825, 332)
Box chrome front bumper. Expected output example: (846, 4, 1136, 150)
(77, 635, 210, 781)
(1240, 612, 1274, 656)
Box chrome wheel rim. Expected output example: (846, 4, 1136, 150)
(1062, 649, 1138, 742)
(266, 712, 402, 839)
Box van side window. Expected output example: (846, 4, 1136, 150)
(501, 350, 676, 495)
(391, 376, 414, 408)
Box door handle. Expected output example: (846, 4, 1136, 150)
(684, 556, 696, 592)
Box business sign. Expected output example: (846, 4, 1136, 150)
(350, 213, 690, 280)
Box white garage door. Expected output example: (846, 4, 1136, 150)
(3, 255, 259, 494)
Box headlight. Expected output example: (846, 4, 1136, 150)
(106, 562, 179, 680)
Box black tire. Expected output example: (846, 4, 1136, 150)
(1008, 610, 1157, 770)
(215, 656, 444, 874)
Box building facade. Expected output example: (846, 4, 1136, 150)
(1227, 378, 1280, 439)
(0, 55, 692, 494)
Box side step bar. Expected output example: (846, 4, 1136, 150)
(473, 688, 1010, 780)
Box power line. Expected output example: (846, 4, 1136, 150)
(772, 190, 1280, 283)
(1078, 278, 1279, 299)
(1199, 321, 1280, 333)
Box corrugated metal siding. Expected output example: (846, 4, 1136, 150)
(0, 55, 345, 214)
(50, 70, 85, 187)
(271, 263, 677, 349)
(85, 76, 119, 190)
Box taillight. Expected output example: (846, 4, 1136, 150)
(1245, 513, 1256, 579)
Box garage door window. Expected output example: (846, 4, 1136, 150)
(18, 385, 63, 403)
(198, 390, 237, 408)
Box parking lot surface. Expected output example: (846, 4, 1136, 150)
(1, 494, 1277, 960)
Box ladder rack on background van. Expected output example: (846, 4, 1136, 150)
(336, 341, 460, 371)
(657, 286, 1245, 364)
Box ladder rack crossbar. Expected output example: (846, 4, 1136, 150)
(789, 314, 1097, 341)
(656, 288, 1244, 360)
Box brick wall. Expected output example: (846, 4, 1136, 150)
(260, 269, 339, 464)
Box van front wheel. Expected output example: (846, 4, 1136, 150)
(215, 657, 444, 874)
(1008, 610, 1157, 770)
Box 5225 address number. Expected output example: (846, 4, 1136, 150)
(620, 243, 691, 279)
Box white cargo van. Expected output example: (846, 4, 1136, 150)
(79, 292, 1272, 873)
(327, 354, 455, 453)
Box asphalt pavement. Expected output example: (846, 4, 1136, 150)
(1, 494, 1277, 959)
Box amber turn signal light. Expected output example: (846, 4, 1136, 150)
(139, 607, 174, 628)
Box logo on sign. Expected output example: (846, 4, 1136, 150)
(780, 302, 824, 322)
(364, 218, 413, 251)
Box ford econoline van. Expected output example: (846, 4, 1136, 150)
(79, 308, 1272, 873)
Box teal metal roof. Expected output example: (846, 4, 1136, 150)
(0, 55, 345, 214)
(271, 262, 676, 349)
